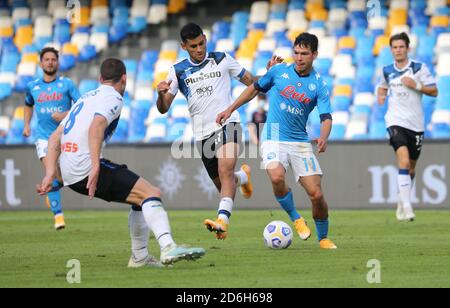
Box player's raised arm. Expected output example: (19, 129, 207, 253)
(238, 55, 284, 86)
(401, 63, 438, 97)
(156, 80, 176, 114)
(37, 125, 63, 195)
(216, 84, 260, 125)
(157, 66, 179, 114)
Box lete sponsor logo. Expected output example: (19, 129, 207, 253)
(37, 92, 63, 103)
(280, 86, 311, 104)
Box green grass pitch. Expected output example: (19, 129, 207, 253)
(1, 210, 449, 288)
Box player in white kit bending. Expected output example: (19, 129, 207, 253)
(157, 23, 282, 240)
(377, 32, 438, 221)
(37, 58, 205, 267)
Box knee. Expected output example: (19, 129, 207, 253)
(218, 166, 235, 180)
(142, 186, 162, 202)
(309, 189, 324, 204)
(271, 173, 286, 187)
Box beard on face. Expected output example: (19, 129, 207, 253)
(43, 68, 57, 76)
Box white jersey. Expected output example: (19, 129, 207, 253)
(168, 52, 246, 141)
(59, 85, 123, 186)
(378, 59, 436, 132)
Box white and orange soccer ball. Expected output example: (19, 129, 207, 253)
(263, 220, 293, 249)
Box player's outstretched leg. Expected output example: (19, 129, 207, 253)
(267, 163, 311, 240)
(128, 205, 164, 268)
(127, 178, 206, 265)
(299, 175, 337, 249)
(204, 143, 238, 240)
(45, 179, 65, 230)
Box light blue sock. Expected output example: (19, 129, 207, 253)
(314, 219, 329, 241)
(47, 180, 63, 216)
(276, 190, 301, 222)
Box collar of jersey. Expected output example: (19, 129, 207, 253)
(394, 58, 411, 72)
(42, 75, 59, 84)
(99, 84, 121, 96)
(187, 55, 209, 66)
(292, 65, 312, 78)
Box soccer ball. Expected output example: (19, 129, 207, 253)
(263, 221, 293, 249)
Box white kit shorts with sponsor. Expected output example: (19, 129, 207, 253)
(261, 141, 323, 181)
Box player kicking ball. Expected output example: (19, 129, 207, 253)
(37, 58, 205, 267)
(217, 33, 337, 249)
(157, 23, 282, 240)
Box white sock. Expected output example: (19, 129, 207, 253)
(129, 208, 150, 262)
(234, 169, 248, 186)
(218, 197, 234, 224)
(398, 171, 413, 211)
(142, 198, 175, 250)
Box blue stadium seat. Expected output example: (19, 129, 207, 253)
(141, 50, 159, 70)
(371, 103, 388, 122)
(128, 17, 147, 34)
(369, 121, 387, 140)
(376, 47, 394, 69)
(79, 79, 99, 95)
(0, 83, 12, 100)
(109, 24, 128, 44)
(432, 124, 450, 139)
(129, 100, 151, 142)
(35, 36, 52, 50)
(166, 122, 186, 142)
(53, 22, 71, 45)
(78, 45, 97, 62)
(329, 124, 346, 140)
(353, 105, 372, 116)
(315, 58, 332, 76)
(109, 119, 129, 143)
(332, 96, 352, 112)
(6, 119, 25, 145)
(212, 21, 231, 43)
(15, 75, 33, 92)
(59, 54, 76, 72)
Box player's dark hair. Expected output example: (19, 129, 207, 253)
(40, 47, 59, 61)
(294, 32, 319, 53)
(180, 23, 204, 43)
(100, 58, 126, 83)
(390, 32, 410, 48)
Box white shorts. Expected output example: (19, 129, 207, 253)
(35, 139, 48, 160)
(261, 141, 323, 181)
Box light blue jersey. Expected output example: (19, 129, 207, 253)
(255, 63, 332, 142)
(25, 76, 80, 140)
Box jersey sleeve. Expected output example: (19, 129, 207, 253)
(25, 83, 35, 107)
(418, 64, 436, 87)
(68, 79, 81, 104)
(317, 79, 332, 116)
(167, 66, 179, 96)
(95, 95, 123, 125)
(226, 53, 246, 80)
(254, 64, 280, 93)
(377, 67, 389, 89)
